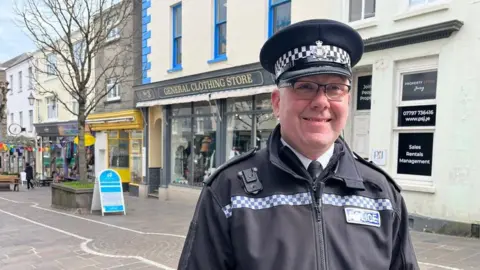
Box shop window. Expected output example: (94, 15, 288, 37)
(226, 93, 276, 160)
(269, 0, 291, 37)
(130, 131, 143, 184)
(108, 130, 129, 168)
(349, 0, 376, 22)
(393, 60, 437, 182)
(227, 96, 253, 112)
(171, 117, 193, 185)
(172, 103, 191, 116)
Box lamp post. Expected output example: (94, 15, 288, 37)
(27, 92, 43, 178)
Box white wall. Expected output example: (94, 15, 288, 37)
(6, 57, 36, 138)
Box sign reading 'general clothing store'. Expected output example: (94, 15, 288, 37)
(135, 70, 270, 102)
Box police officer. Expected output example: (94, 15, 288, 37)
(177, 19, 419, 270)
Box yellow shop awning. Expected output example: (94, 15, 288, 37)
(86, 109, 144, 131)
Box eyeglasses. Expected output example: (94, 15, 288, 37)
(279, 80, 351, 101)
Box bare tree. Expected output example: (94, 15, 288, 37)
(14, 0, 137, 183)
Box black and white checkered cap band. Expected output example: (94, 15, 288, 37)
(274, 41, 351, 79)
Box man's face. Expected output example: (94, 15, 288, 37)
(271, 74, 351, 158)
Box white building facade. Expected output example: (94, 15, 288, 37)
(135, 0, 480, 236)
(4, 53, 37, 173)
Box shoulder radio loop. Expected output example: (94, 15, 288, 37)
(237, 167, 263, 195)
(353, 151, 402, 193)
(203, 148, 258, 186)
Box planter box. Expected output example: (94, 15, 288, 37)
(51, 183, 94, 213)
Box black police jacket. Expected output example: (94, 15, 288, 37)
(178, 124, 419, 270)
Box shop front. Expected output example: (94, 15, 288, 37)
(86, 109, 144, 191)
(135, 63, 278, 189)
(33, 120, 94, 181)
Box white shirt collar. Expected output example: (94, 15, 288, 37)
(280, 137, 335, 170)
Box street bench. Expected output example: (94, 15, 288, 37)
(0, 175, 20, 191)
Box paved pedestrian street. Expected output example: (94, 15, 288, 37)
(1, 188, 480, 269)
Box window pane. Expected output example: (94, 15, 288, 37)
(108, 139, 129, 168)
(227, 96, 253, 112)
(272, 0, 289, 4)
(226, 114, 252, 160)
(175, 37, 182, 65)
(273, 2, 291, 34)
(410, 0, 427, 6)
(194, 101, 218, 115)
(255, 93, 272, 110)
(130, 138, 143, 184)
(216, 23, 227, 56)
(193, 116, 216, 186)
(216, 0, 226, 23)
(171, 103, 191, 116)
(119, 130, 129, 139)
(171, 117, 192, 185)
(349, 0, 362, 22)
(365, 0, 375, 18)
(174, 6, 182, 37)
(256, 113, 278, 150)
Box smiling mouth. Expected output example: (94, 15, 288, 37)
(303, 117, 331, 122)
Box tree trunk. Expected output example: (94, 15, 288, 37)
(77, 118, 87, 183)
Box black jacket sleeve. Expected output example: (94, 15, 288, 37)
(177, 186, 234, 270)
(390, 195, 420, 270)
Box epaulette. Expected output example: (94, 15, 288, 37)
(203, 148, 257, 186)
(353, 151, 402, 193)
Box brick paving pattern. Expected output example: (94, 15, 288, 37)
(0, 187, 480, 269)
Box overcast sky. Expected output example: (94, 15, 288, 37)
(0, 0, 36, 63)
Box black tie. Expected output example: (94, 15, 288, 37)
(307, 161, 323, 180)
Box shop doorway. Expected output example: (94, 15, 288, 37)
(351, 73, 372, 160)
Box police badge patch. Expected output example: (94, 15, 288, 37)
(344, 207, 381, 227)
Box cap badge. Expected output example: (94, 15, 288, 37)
(312, 40, 328, 59)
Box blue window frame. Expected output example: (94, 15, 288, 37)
(214, 0, 227, 59)
(268, 0, 291, 37)
(172, 3, 182, 70)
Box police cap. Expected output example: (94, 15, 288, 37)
(259, 19, 364, 83)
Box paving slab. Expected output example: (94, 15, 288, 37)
(1, 186, 480, 269)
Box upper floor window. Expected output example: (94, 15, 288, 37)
(409, 0, 439, 7)
(18, 71, 22, 92)
(19, 111, 23, 127)
(10, 113, 13, 125)
(28, 67, 33, 89)
(106, 78, 120, 101)
(46, 54, 57, 76)
(9, 75, 13, 95)
(214, 0, 227, 58)
(349, 0, 375, 22)
(172, 4, 182, 69)
(46, 96, 58, 119)
(28, 110, 33, 132)
(74, 40, 86, 67)
(106, 15, 120, 41)
(269, 0, 291, 37)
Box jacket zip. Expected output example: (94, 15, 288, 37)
(311, 181, 326, 270)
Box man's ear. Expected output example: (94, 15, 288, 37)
(271, 88, 281, 117)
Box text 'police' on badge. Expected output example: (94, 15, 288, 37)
(344, 208, 381, 227)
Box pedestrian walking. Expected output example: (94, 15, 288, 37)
(25, 162, 34, 189)
(177, 19, 419, 270)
